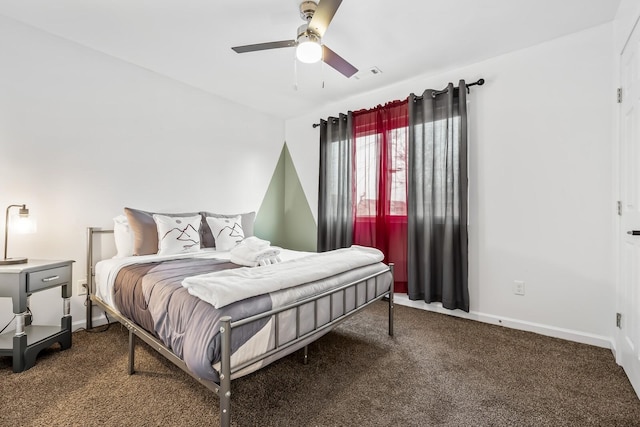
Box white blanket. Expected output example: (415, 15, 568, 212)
(182, 245, 384, 308)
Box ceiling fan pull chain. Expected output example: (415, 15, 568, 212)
(294, 55, 299, 91)
(321, 55, 325, 89)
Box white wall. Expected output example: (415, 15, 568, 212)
(285, 24, 615, 346)
(615, 0, 640, 53)
(0, 16, 285, 330)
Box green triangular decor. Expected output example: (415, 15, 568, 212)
(254, 143, 317, 251)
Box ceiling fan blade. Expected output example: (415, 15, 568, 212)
(322, 45, 357, 77)
(232, 40, 296, 54)
(308, 0, 342, 38)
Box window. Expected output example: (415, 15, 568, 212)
(355, 129, 407, 217)
(353, 100, 408, 219)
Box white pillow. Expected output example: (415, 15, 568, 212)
(153, 214, 202, 255)
(113, 215, 134, 258)
(205, 215, 245, 251)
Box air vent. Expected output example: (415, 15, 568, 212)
(353, 66, 383, 80)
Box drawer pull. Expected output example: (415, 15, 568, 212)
(42, 275, 60, 282)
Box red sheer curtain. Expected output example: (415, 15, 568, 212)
(352, 100, 408, 293)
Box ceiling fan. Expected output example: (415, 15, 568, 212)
(231, 0, 358, 78)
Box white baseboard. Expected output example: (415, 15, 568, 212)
(394, 294, 613, 349)
(72, 311, 112, 332)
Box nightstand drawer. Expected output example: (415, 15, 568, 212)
(27, 266, 71, 292)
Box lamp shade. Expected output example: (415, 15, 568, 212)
(1, 204, 35, 265)
(10, 211, 37, 234)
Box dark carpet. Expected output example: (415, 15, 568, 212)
(1, 302, 638, 426)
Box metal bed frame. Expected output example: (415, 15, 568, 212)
(85, 227, 394, 427)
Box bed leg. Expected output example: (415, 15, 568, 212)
(128, 329, 136, 375)
(303, 345, 309, 365)
(219, 316, 232, 427)
(388, 263, 394, 337)
(86, 227, 94, 330)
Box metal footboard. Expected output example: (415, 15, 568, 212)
(218, 264, 394, 426)
(86, 227, 394, 427)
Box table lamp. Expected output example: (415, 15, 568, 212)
(1, 204, 37, 265)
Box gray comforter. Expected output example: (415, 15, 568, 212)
(113, 257, 272, 382)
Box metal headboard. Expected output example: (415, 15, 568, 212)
(85, 227, 114, 330)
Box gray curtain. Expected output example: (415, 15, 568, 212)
(407, 81, 469, 312)
(317, 113, 354, 252)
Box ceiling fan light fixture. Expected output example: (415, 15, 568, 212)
(296, 24, 322, 63)
(296, 39, 322, 63)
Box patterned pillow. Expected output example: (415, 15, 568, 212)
(124, 207, 201, 255)
(200, 211, 255, 248)
(153, 214, 202, 255)
(205, 215, 245, 251)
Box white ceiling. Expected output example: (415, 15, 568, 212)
(0, 0, 621, 119)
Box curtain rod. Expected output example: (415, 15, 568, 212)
(312, 78, 484, 128)
(430, 78, 484, 98)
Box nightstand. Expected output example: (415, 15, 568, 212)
(0, 259, 74, 372)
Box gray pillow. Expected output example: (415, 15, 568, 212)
(124, 207, 201, 256)
(200, 211, 255, 248)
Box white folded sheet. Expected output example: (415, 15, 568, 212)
(182, 245, 384, 308)
(230, 238, 281, 267)
(242, 236, 271, 251)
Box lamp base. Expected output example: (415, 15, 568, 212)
(0, 257, 28, 265)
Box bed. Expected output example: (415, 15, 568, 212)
(85, 211, 394, 426)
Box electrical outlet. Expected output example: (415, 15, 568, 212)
(513, 280, 525, 296)
(76, 279, 87, 296)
